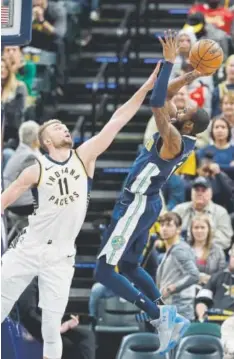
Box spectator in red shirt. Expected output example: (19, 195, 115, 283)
(189, 0, 234, 36)
(184, 12, 229, 59)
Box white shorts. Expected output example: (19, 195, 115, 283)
(1, 230, 75, 314)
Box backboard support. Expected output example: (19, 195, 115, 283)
(1, 0, 32, 46)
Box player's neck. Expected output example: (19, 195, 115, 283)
(48, 147, 71, 162)
(165, 235, 180, 250)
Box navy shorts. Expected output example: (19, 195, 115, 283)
(97, 191, 162, 265)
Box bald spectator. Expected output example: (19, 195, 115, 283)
(173, 176, 233, 249)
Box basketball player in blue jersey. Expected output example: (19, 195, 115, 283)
(1, 64, 161, 359)
(95, 30, 210, 354)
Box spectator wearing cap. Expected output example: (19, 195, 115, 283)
(196, 117, 234, 179)
(173, 176, 233, 250)
(190, 215, 226, 286)
(156, 212, 199, 320)
(183, 12, 229, 59)
(193, 152, 234, 213)
(189, 0, 234, 36)
(195, 245, 234, 322)
(212, 55, 234, 117)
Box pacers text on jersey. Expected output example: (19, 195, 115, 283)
(46, 167, 80, 206)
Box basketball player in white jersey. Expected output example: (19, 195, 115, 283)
(1, 61, 161, 359)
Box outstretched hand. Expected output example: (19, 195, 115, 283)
(143, 60, 162, 91)
(158, 29, 178, 64)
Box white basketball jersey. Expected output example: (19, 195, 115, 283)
(27, 150, 91, 249)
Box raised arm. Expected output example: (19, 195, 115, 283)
(150, 30, 200, 160)
(1, 163, 40, 212)
(77, 62, 161, 175)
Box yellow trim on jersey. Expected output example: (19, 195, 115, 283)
(74, 150, 88, 178)
(35, 158, 43, 187)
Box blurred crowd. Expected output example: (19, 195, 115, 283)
(1, 0, 234, 358)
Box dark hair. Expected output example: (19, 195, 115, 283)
(191, 108, 210, 135)
(210, 116, 231, 143)
(158, 212, 182, 227)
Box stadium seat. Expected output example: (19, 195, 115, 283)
(95, 297, 141, 333)
(175, 334, 223, 359)
(116, 332, 167, 359)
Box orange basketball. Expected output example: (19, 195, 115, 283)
(189, 39, 224, 75)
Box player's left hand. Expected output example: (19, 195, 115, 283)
(143, 60, 162, 91)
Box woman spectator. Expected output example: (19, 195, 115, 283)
(212, 54, 234, 117)
(1, 57, 27, 143)
(190, 216, 226, 286)
(196, 92, 234, 149)
(222, 92, 234, 144)
(196, 117, 234, 179)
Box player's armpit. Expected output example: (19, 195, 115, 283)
(152, 107, 182, 160)
(1, 163, 40, 212)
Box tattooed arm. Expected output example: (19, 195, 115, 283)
(167, 70, 201, 99)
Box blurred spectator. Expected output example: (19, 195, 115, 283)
(3, 46, 37, 97)
(212, 55, 234, 117)
(181, 63, 213, 117)
(222, 92, 234, 143)
(184, 12, 229, 59)
(173, 176, 233, 249)
(195, 244, 234, 321)
(189, 0, 234, 36)
(162, 174, 185, 211)
(31, 0, 67, 93)
(196, 117, 234, 179)
(79, 1, 93, 46)
(3, 121, 40, 215)
(194, 154, 234, 213)
(156, 212, 199, 320)
(169, 29, 197, 80)
(190, 215, 226, 286)
(13, 278, 95, 359)
(1, 57, 27, 143)
(221, 315, 234, 359)
(90, 0, 101, 21)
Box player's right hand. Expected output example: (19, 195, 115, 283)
(158, 29, 177, 64)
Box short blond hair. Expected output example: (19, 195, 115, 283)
(38, 119, 61, 151)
